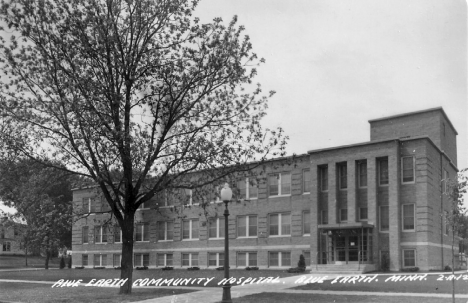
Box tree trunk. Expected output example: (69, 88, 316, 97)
(25, 246, 28, 267)
(45, 251, 50, 270)
(451, 230, 455, 303)
(119, 214, 135, 294)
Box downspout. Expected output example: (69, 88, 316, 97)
(440, 152, 444, 269)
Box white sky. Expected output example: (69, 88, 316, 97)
(195, 0, 467, 169)
(1, 0, 467, 212)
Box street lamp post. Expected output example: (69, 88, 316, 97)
(220, 183, 233, 303)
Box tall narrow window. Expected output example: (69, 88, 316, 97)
(402, 157, 415, 183)
(82, 254, 88, 266)
(320, 166, 328, 191)
(269, 213, 291, 236)
(402, 204, 415, 231)
(340, 209, 348, 222)
(379, 159, 389, 185)
(114, 226, 122, 243)
(358, 161, 367, 188)
(237, 252, 257, 267)
(183, 189, 193, 205)
(113, 254, 121, 267)
(134, 254, 149, 267)
(359, 207, 368, 221)
(94, 254, 107, 267)
(82, 226, 89, 244)
(321, 210, 328, 225)
(338, 164, 347, 189)
(94, 225, 107, 243)
(303, 169, 311, 193)
(268, 252, 291, 267)
(303, 211, 311, 235)
(238, 178, 258, 200)
(380, 206, 389, 231)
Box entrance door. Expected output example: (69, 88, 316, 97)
(348, 236, 359, 261)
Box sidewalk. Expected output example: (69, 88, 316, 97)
(133, 272, 468, 303)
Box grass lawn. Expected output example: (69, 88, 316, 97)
(0, 268, 297, 287)
(233, 292, 468, 303)
(0, 254, 60, 269)
(0, 282, 194, 303)
(293, 273, 468, 295)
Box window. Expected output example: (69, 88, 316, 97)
(269, 173, 291, 196)
(94, 254, 107, 267)
(182, 253, 198, 267)
(237, 252, 257, 267)
(113, 254, 121, 267)
(380, 206, 389, 232)
(401, 157, 415, 183)
(135, 223, 150, 242)
(402, 249, 416, 267)
(359, 207, 368, 221)
(157, 253, 173, 267)
(303, 251, 311, 266)
(340, 209, 348, 222)
(2, 241, 11, 252)
(269, 252, 291, 267)
(82, 254, 88, 266)
(183, 189, 193, 205)
(238, 178, 258, 200)
(82, 226, 89, 244)
(237, 215, 257, 238)
(303, 169, 311, 193)
(158, 221, 174, 241)
(402, 204, 415, 231)
(321, 210, 328, 224)
(444, 170, 449, 193)
(269, 213, 291, 236)
(208, 252, 224, 267)
(82, 198, 93, 213)
(444, 211, 450, 235)
(182, 219, 199, 240)
(114, 226, 122, 243)
(209, 218, 225, 239)
(303, 211, 311, 235)
(94, 225, 107, 243)
(338, 164, 347, 189)
(379, 159, 389, 186)
(134, 254, 149, 267)
(319, 166, 328, 191)
(358, 161, 367, 188)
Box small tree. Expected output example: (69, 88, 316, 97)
(59, 256, 65, 269)
(67, 256, 72, 269)
(298, 254, 306, 270)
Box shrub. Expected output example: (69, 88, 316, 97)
(287, 267, 305, 273)
(59, 257, 65, 269)
(216, 266, 224, 271)
(94, 266, 105, 269)
(114, 267, 121, 270)
(67, 256, 72, 268)
(298, 254, 306, 270)
(444, 265, 452, 271)
(136, 266, 148, 270)
(162, 266, 174, 271)
(401, 267, 419, 272)
(187, 267, 200, 271)
(75, 266, 84, 269)
(245, 266, 259, 271)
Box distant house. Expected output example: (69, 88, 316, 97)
(0, 217, 26, 255)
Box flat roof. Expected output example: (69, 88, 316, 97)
(368, 107, 458, 135)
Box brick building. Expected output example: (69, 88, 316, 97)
(71, 107, 460, 272)
(0, 217, 26, 255)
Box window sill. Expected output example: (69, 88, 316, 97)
(208, 238, 224, 240)
(182, 239, 199, 241)
(379, 184, 389, 187)
(137, 208, 151, 211)
(303, 234, 311, 237)
(158, 240, 174, 242)
(302, 192, 310, 195)
(269, 235, 291, 238)
(237, 236, 258, 239)
(268, 195, 291, 198)
(379, 230, 389, 233)
(135, 241, 150, 243)
(402, 230, 415, 233)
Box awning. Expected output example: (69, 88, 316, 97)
(318, 222, 374, 230)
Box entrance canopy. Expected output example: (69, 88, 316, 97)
(318, 222, 374, 230)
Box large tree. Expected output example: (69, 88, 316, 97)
(0, 0, 286, 293)
(0, 159, 73, 269)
